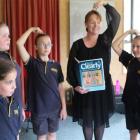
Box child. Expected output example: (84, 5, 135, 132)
(112, 29, 140, 140)
(16, 27, 67, 140)
(0, 22, 24, 140)
(0, 58, 21, 140)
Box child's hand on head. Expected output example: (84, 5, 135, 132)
(129, 29, 140, 36)
(134, 30, 140, 36)
(32, 27, 43, 34)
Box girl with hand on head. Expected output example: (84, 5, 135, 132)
(112, 29, 140, 140)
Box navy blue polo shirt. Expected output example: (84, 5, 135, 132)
(0, 96, 21, 140)
(119, 50, 140, 107)
(0, 52, 23, 140)
(25, 57, 64, 117)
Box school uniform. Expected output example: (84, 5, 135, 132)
(0, 96, 22, 140)
(25, 57, 64, 135)
(0, 52, 23, 140)
(119, 50, 140, 131)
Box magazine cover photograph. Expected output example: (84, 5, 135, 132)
(75, 58, 105, 92)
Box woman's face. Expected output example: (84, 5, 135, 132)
(132, 39, 140, 59)
(85, 14, 101, 35)
(0, 70, 17, 97)
(0, 26, 10, 51)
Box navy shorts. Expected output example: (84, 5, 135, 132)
(125, 104, 140, 130)
(32, 110, 60, 136)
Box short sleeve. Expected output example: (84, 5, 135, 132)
(119, 50, 134, 68)
(24, 57, 34, 73)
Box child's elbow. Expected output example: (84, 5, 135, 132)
(111, 44, 117, 52)
(16, 40, 22, 49)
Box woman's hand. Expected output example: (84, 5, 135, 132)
(93, 0, 108, 9)
(74, 86, 88, 94)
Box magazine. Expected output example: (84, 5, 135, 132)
(75, 58, 105, 92)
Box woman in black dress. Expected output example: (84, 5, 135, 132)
(67, 1, 120, 140)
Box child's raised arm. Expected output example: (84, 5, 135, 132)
(16, 27, 43, 63)
(112, 29, 140, 56)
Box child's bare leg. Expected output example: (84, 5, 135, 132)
(47, 132, 56, 140)
(37, 134, 47, 140)
(130, 129, 139, 140)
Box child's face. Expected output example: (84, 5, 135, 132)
(36, 36, 52, 56)
(0, 70, 17, 97)
(132, 38, 140, 59)
(0, 26, 10, 51)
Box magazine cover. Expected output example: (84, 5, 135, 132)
(75, 58, 105, 92)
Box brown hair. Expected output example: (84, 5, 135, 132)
(35, 33, 50, 45)
(0, 58, 16, 80)
(85, 10, 102, 23)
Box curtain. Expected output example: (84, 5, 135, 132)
(3, 0, 60, 104)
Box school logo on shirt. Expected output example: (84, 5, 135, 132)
(51, 68, 58, 73)
(14, 109, 19, 115)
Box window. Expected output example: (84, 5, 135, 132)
(123, 0, 139, 73)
